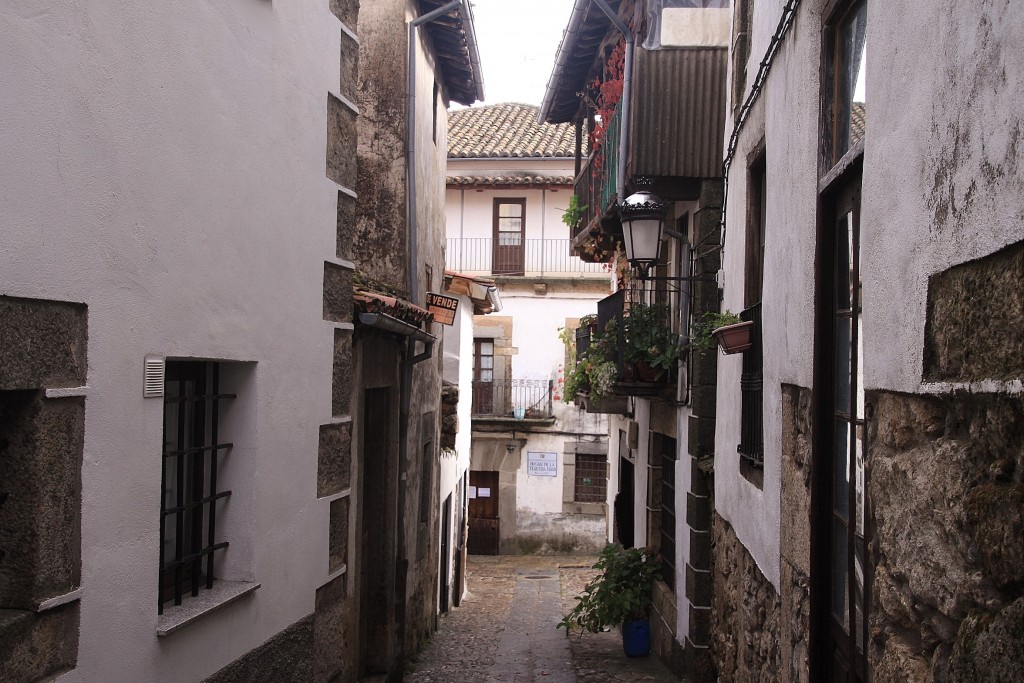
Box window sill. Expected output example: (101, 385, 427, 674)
(156, 580, 260, 637)
(562, 501, 606, 516)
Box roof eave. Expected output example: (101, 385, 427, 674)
(539, 0, 611, 124)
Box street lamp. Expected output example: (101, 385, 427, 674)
(618, 187, 667, 278)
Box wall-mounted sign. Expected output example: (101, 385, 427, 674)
(527, 451, 558, 477)
(426, 292, 459, 325)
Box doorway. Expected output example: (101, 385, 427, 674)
(472, 339, 495, 415)
(439, 493, 452, 613)
(467, 470, 500, 555)
(616, 456, 635, 549)
(359, 387, 393, 678)
(812, 175, 869, 682)
(493, 199, 525, 275)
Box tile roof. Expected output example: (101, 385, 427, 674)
(446, 173, 574, 188)
(448, 103, 580, 158)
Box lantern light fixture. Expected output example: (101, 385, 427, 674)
(618, 187, 668, 278)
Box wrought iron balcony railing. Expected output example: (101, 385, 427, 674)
(446, 238, 607, 277)
(471, 378, 554, 419)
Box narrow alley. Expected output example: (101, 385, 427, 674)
(406, 556, 681, 683)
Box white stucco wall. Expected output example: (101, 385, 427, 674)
(861, 1, 1024, 393)
(0, 2, 341, 681)
(445, 184, 569, 242)
(661, 7, 730, 47)
(715, 0, 825, 590)
(441, 297, 474, 497)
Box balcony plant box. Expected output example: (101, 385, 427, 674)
(578, 391, 629, 415)
(712, 320, 753, 355)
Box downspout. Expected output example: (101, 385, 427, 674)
(592, 0, 633, 200)
(407, 0, 462, 305)
(401, 2, 476, 672)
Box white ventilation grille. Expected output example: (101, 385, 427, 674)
(144, 357, 166, 398)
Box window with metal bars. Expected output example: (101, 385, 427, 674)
(659, 436, 677, 591)
(159, 361, 234, 614)
(574, 454, 607, 503)
(738, 302, 764, 470)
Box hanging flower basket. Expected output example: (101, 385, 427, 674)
(712, 320, 753, 355)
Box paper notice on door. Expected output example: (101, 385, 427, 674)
(478, 487, 491, 498)
(468, 486, 477, 499)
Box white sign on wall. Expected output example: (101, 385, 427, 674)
(527, 451, 558, 477)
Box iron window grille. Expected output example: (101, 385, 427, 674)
(159, 361, 234, 613)
(738, 302, 764, 467)
(574, 454, 607, 503)
(659, 437, 677, 592)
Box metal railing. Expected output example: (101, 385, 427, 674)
(573, 104, 622, 233)
(471, 378, 554, 418)
(446, 238, 607, 277)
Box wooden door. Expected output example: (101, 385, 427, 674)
(467, 470, 499, 555)
(493, 199, 525, 275)
(472, 339, 494, 414)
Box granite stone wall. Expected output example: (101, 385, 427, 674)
(868, 389, 1024, 681)
(0, 296, 86, 682)
(204, 616, 314, 683)
(711, 514, 781, 682)
(316, 2, 359, 681)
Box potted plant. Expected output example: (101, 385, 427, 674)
(559, 320, 620, 407)
(691, 310, 751, 355)
(558, 543, 661, 657)
(622, 303, 681, 381)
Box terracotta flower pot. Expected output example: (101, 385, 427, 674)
(712, 320, 753, 355)
(634, 360, 665, 382)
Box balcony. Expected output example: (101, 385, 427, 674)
(565, 290, 680, 405)
(573, 104, 621, 242)
(471, 378, 554, 421)
(446, 238, 607, 278)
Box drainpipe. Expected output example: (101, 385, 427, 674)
(407, 0, 461, 305)
(401, 3, 478, 671)
(592, 0, 633, 200)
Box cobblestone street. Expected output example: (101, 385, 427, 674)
(405, 556, 683, 683)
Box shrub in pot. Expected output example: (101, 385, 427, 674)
(558, 544, 661, 657)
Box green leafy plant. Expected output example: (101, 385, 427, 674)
(561, 195, 588, 233)
(559, 318, 622, 402)
(690, 310, 742, 353)
(558, 544, 661, 634)
(622, 303, 682, 372)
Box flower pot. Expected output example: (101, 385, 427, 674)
(621, 618, 651, 657)
(513, 406, 526, 419)
(712, 320, 753, 355)
(634, 360, 665, 382)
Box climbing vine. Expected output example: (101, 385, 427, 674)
(586, 38, 626, 178)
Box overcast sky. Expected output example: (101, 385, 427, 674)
(468, 0, 576, 107)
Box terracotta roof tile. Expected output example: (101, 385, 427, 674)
(446, 173, 574, 187)
(448, 103, 581, 158)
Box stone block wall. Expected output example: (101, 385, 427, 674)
(711, 514, 781, 682)
(313, 2, 359, 682)
(681, 179, 723, 679)
(0, 296, 86, 682)
(868, 390, 1024, 681)
(779, 385, 811, 683)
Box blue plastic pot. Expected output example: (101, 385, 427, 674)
(621, 618, 651, 657)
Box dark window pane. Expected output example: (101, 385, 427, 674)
(833, 419, 850, 519)
(831, 516, 849, 626)
(836, 2, 867, 159)
(834, 316, 852, 408)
